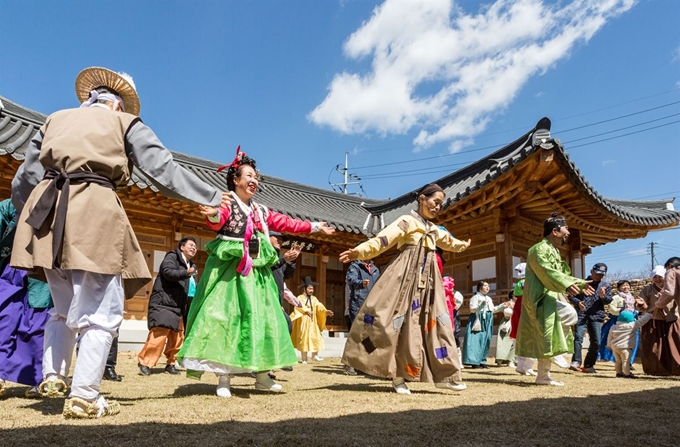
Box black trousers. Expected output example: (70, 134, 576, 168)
(106, 329, 119, 368)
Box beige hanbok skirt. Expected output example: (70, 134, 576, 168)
(341, 244, 462, 383)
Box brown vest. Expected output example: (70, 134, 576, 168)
(12, 107, 151, 298)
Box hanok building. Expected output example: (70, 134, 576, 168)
(2, 96, 679, 332)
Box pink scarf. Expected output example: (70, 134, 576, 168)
(236, 213, 254, 276)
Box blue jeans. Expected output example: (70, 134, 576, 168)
(572, 320, 602, 368)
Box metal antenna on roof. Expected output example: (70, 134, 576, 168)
(330, 152, 364, 196)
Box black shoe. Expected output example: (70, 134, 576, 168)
(138, 365, 151, 376)
(103, 366, 122, 381)
(624, 373, 638, 379)
(629, 364, 636, 371)
(616, 372, 625, 378)
(581, 367, 597, 374)
(281, 366, 293, 372)
(165, 364, 180, 375)
(480, 364, 490, 369)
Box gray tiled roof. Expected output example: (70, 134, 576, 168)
(2, 95, 678, 233)
(364, 119, 679, 228)
(0, 95, 383, 234)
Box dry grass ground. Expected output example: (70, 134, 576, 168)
(1, 352, 679, 446)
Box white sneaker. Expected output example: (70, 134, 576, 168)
(552, 355, 570, 369)
(516, 368, 538, 376)
(535, 378, 564, 386)
(393, 378, 411, 395)
(301, 360, 308, 365)
(435, 382, 467, 391)
(312, 355, 324, 362)
(255, 373, 283, 392)
(508, 362, 516, 369)
(216, 375, 232, 398)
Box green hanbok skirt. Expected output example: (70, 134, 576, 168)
(177, 234, 298, 378)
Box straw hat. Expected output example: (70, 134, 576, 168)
(75, 67, 140, 115)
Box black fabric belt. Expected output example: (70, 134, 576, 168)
(25, 169, 116, 272)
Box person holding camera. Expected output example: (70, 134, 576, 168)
(269, 231, 301, 334)
(176, 148, 334, 398)
(137, 237, 198, 376)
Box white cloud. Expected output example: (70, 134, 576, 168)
(602, 159, 615, 166)
(673, 46, 680, 62)
(309, 0, 637, 151)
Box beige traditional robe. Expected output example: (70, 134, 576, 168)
(290, 294, 327, 352)
(341, 212, 469, 383)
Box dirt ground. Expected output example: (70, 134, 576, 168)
(1, 352, 678, 446)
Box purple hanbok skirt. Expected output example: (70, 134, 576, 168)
(0, 263, 50, 386)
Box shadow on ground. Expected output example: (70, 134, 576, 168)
(3, 386, 679, 447)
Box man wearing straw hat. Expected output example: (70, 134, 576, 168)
(11, 67, 227, 418)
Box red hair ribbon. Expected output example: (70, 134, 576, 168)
(216, 145, 246, 173)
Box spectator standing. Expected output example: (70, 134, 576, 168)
(495, 291, 516, 368)
(568, 263, 612, 373)
(598, 279, 640, 368)
(346, 259, 380, 328)
(463, 281, 505, 368)
(102, 331, 122, 381)
(345, 259, 380, 375)
(290, 277, 334, 363)
(269, 231, 301, 334)
(648, 259, 680, 375)
(137, 237, 198, 376)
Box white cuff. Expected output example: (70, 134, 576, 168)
(311, 222, 321, 232)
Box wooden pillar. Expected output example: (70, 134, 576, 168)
(569, 228, 584, 279)
(317, 247, 327, 303)
(494, 213, 512, 291)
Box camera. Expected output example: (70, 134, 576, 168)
(248, 235, 260, 258)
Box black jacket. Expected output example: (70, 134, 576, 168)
(147, 249, 195, 331)
(568, 276, 612, 323)
(271, 248, 295, 306)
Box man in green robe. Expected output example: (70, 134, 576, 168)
(516, 213, 594, 386)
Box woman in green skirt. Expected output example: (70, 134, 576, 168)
(177, 148, 334, 398)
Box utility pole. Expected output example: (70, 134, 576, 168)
(648, 242, 658, 267)
(330, 152, 362, 195)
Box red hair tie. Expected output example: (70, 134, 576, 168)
(217, 145, 246, 173)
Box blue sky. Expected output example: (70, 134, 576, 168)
(2, 0, 678, 279)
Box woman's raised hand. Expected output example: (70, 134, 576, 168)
(339, 248, 358, 263)
(318, 222, 335, 235)
(199, 205, 219, 217)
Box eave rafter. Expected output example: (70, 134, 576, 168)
(438, 161, 534, 225)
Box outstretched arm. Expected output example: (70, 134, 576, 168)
(126, 121, 222, 207)
(339, 216, 410, 263)
(267, 209, 335, 235)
